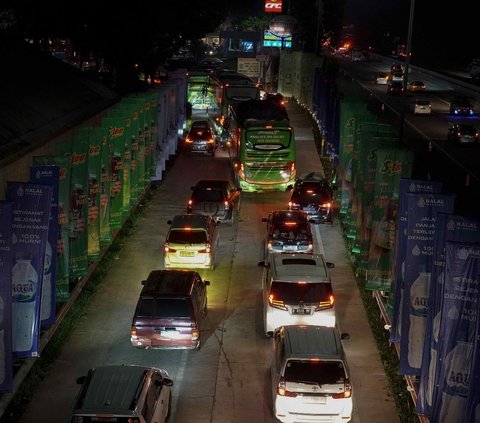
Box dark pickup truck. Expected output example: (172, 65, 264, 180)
(449, 95, 474, 116)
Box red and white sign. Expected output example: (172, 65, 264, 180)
(265, 0, 282, 13)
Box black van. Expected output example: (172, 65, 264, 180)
(130, 269, 210, 350)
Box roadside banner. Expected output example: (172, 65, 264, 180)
(0, 201, 13, 393)
(417, 214, 480, 416)
(6, 182, 52, 359)
(29, 165, 59, 328)
(98, 126, 113, 247)
(431, 241, 480, 423)
(390, 179, 443, 343)
(33, 156, 71, 302)
(399, 192, 455, 375)
(366, 148, 413, 291)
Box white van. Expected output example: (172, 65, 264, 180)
(70, 365, 173, 423)
(271, 325, 352, 423)
(258, 252, 336, 336)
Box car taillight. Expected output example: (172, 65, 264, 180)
(185, 137, 193, 143)
(164, 244, 176, 253)
(332, 381, 352, 399)
(277, 377, 297, 397)
(188, 200, 193, 205)
(224, 201, 229, 210)
(268, 293, 285, 308)
(207, 138, 214, 143)
(192, 325, 199, 340)
(199, 244, 211, 253)
(318, 295, 335, 309)
(321, 202, 332, 209)
(130, 327, 138, 337)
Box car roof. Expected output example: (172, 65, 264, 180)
(190, 120, 211, 128)
(141, 269, 198, 296)
(270, 253, 329, 281)
(281, 325, 343, 359)
(73, 365, 151, 415)
(193, 179, 231, 189)
(270, 210, 309, 222)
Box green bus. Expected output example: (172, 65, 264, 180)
(226, 99, 296, 192)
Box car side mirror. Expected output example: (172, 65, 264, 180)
(286, 184, 293, 190)
(76, 376, 86, 385)
(204, 280, 211, 286)
(341, 333, 350, 340)
(162, 377, 174, 387)
(258, 261, 266, 267)
(262, 217, 268, 223)
(190, 186, 195, 190)
(167, 220, 172, 225)
(141, 280, 147, 285)
(327, 262, 335, 268)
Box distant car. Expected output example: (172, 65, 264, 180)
(387, 81, 405, 95)
(375, 72, 389, 85)
(388, 71, 403, 82)
(262, 210, 314, 258)
(183, 120, 217, 156)
(263, 92, 286, 107)
(288, 172, 335, 223)
(187, 179, 241, 224)
(449, 96, 474, 116)
(410, 99, 432, 115)
(390, 63, 404, 73)
(408, 80, 426, 92)
(447, 123, 479, 145)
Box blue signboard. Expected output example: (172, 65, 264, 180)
(6, 182, 52, 359)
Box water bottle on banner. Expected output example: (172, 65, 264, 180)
(408, 271, 430, 369)
(12, 259, 39, 352)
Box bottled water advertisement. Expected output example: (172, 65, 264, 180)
(431, 241, 480, 423)
(400, 192, 454, 376)
(6, 182, 52, 360)
(0, 202, 13, 393)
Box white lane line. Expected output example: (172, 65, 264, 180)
(314, 224, 325, 256)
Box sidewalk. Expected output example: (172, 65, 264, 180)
(286, 100, 401, 423)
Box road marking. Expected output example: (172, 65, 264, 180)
(314, 224, 325, 255)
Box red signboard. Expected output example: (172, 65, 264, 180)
(265, 0, 282, 13)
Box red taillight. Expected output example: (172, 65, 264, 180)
(164, 244, 176, 253)
(284, 221, 297, 226)
(224, 201, 229, 210)
(268, 293, 284, 307)
(192, 325, 199, 340)
(332, 381, 352, 399)
(188, 200, 193, 206)
(198, 244, 211, 253)
(207, 138, 214, 143)
(277, 377, 297, 397)
(185, 137, 192, 143)
(130, 327, 137, 337)
(318, 295, 334, 309)
(321, 202, 332, 209)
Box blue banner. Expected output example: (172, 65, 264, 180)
(417, 214, 480, 415)
(0, 202, 13, 393)
(399, 192, 454, 375)
(6, 182, 52, 359)
(390, 179, 443, 343)
(431, 241, 480, 423)
(29, 165, 59, 328)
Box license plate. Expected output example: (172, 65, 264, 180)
(292, 308, 311, 315)
(161, 330, 181, 339)
(180, 251, 195, 257)
(304, 396, 327, 404)
(283, 245, 297, 251)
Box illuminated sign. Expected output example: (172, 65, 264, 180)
(263, 30, 292, 48)
(265, 0, 282, 13)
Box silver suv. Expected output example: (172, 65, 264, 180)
(258, 252, 336, 336)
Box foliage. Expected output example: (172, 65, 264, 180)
(241, 16, 270, 32)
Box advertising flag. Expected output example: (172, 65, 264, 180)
(399, 193, 455, 375)
(390, 179, 443, 343)
(417, 214, 480, 416)
(0, 201, 13, 393)
(29, 165, 59, 328)
(6, 182, 52, 359)
(431, 242, 480, 423)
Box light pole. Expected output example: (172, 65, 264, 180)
(398, 0, 415, 145)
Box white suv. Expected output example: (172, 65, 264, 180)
(258, 253, 336, 336)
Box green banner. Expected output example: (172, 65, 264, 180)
(98, 126, 113, 247)
(87, 127, 102, 262)
(366, 148, 413, 291)
(32, 155, 70, 302)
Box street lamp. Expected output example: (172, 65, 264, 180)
(398, 0, 415, 144)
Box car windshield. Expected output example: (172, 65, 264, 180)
(136, 298, 193, 318)
(271, 224, 311, 242)
(270, 281, 332, 303)
(167, 229, 207, 244)
(191, 189, 224, 202)
(284, 360, 346, 384)
(458, 125, 476, 134)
